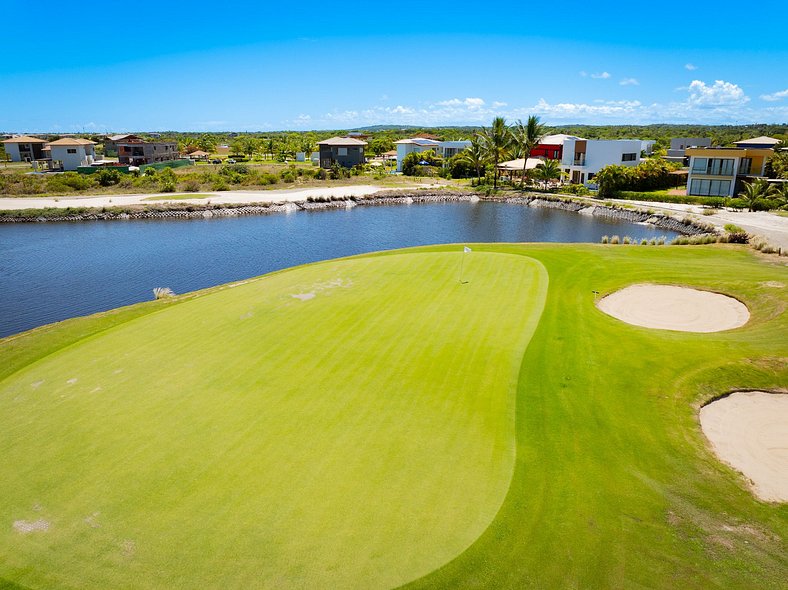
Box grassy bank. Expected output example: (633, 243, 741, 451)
(1, 245, 786, 589)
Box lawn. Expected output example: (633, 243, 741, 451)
(0, 245, 786, 589)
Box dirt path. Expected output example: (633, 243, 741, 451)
(0, 183, 445, 211)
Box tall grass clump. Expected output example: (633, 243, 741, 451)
(610, 235, 620, 244)
(600, 235, 609, 244)
(152, 287, 175, 300)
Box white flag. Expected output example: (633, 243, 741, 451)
(463, 246, 472, 253)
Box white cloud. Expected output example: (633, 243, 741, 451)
(760, 89, 788, 102)
(619, 78, 639, 86)
(687, 79, 749, 106)
(685, 63, 698, 71)
(492, 101, 508, 108)
(436, 97, 485, 108)
(590, 72, 611, 79)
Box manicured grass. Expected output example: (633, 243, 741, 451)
(0, 245, 786, 589)
(0, 252, 547, 589)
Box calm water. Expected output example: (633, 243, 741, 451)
(0, 201, 677, 337)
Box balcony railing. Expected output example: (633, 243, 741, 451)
(573, 157, 586, 166)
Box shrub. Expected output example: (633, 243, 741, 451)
(600, 235, 609, 244)
(183, 180, 200, 192)
(622, 236, 632, 244)
(211, 179, 229, 191)
(281, 172, 295, 183)
(562, 183, 591, 196)
(610, 235, 620, 244)
(640, 238, 648, 245)
(96, 168, 122, 186)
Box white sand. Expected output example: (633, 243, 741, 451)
(597, 284, 749, 332)
(700, 391, 788, 502)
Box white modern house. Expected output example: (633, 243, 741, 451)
(46, 138, 96, 171)
(394, 138, 471, 171)
(561, 138, 642, 185)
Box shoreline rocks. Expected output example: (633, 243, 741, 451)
(0, 189, 711, 236)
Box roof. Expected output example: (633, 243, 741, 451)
(188, 150, 210, 156)
(734, 136, 780, 146)
(539, 134, 583, 145)
(2, 135, 47, 144)
(107, 134, 139, 141)
(317, 136, 367, 146)
(497, 157, 544, 171)
(47, 138, 97, 146)
(394, 138, 441, 146)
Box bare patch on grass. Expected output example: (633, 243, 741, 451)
(291, 292, 316, 301)
(13, 519, 50, 534)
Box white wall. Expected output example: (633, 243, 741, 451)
(562, 139, 642, 183)
(3, 143, 22, 161)
(49, 145, 95, 171)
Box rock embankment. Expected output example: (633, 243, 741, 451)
(0, 189, 711, 236)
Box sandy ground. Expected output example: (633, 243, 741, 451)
(609, 198, 788, 251)
(700, 391, 788, 502)
(0, 183, 444, 210)
(597, 284, 750, 332)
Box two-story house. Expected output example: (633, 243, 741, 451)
(561, 138, 642, 185)
(317, 137, 367, 168)
(685, 142, 774, 198)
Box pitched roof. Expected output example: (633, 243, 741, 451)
(107, 134, 139, 141)
(47, 138, 97, 146)
(188, 150, 210, 156)
(317, 136, 367, 146)
(496, 157, 544, 171)
(734, 136, 780, 146)
(2, 135, 47, 144)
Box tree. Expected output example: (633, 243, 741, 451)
(480, 117, 511, 189)
(401, 149, 442, 176)
(458, 136, 486, 184)
(369, 138, 394, 157)
(533, 158, 562, 189)
(738, 178, 778, 211)
(230, 136, 260, 160)
(513, 115, 546, 188)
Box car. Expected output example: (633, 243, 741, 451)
(211, 159, 222, 164)
(226, 158, 236, 164)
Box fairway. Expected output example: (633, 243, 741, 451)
(1, 244, 787, 589)
(0, 252, 548, 589)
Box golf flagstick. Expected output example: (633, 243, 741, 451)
(459, 246, 471, 283)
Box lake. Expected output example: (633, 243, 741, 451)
(0, 201, 677, 337)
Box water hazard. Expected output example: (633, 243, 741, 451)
(0, 201, 677, 337)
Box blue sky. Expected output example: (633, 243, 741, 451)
(1, 1, 786, 132)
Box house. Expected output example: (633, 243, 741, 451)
(104, 134, 141, 156)
(317, 137, 367, 168)
(394, 138, 471, 171)
(561, 139, 642, 185)
(685, 142, 773, 198)
(530, 134, 582, 161)
(733, 136, 781, 149)
(665, 137, 711, 164)
(2, 135, 48, 162)
(116, 137, 180, 165)
(46, 138, 96, 171)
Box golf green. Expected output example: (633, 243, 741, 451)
(0, 251, 548, 589)
(1, 244, 786, 589)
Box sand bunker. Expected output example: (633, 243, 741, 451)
(700, 391, 788, 502)
(597, 284, 749, 332)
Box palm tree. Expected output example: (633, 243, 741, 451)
(459, 135, 486, 185)
(480, 117, 511, 189)
(738, 178, 777, 211)
(513, 115, 546, 188)
(533, 158, 562, 189)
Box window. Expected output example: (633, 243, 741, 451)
(691, 157, 708, 173)
(739, 158, 752, 175)
(621, 153, 637, 162)
(67, 148, 77, 154)
(689, 179, 731, 196)
(588, 173, 595, 180)
(338, 147, 348, 156)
